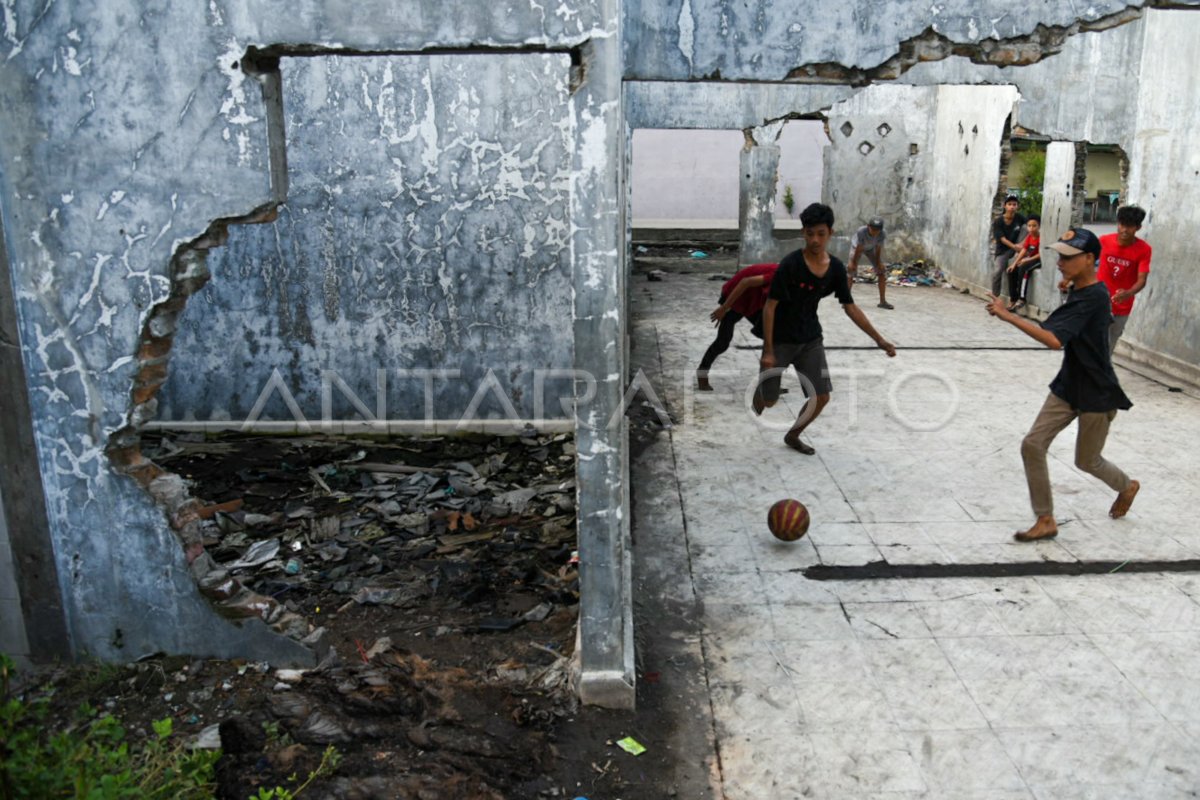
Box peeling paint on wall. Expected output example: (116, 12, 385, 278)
(160, 53, 575, 424)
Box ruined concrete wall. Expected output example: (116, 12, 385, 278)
(822, 84, 937, 262)
(0, 0, 610, 662)
(623, 0, 1154, 81)
(160, 54, 574, 425)
(922, 85, 1020, 287)
(0, 3, 285, 661)
(1122, 9, 1200, 372)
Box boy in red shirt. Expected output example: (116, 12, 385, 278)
(1006, 214, 1041, 311)
(1098, 205, 1151, 354)
(696, 263, 778, 391)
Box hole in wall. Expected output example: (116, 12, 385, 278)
(840, 121, 854, 137)
(107, 47, 581, 646)
(858, 141, 874, 156)
(876, 122, 892, 137)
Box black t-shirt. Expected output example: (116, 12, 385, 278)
(1041, 282, 1132, 412)
(766, 250, 854, 344)
(993, 213, 1026, 256)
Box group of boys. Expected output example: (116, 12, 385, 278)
(693, 201, 1151, 542)
(992, 194, 1152, 353)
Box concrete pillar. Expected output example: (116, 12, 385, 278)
(739, 144, 781, 264)
(0, 223, 71, 662)
(570, 3, 634, 709)
(739, 121, 785, 265)
(1034, 141, 1080, 312)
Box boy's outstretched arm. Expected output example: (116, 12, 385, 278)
(711, 275, 767, 322)
(843, 303, 896, 356)
(985, 292, 1062, 349)
(760, 298, 778, 370)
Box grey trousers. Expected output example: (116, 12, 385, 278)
(991, 252, 1015, 297)
(1020, 393, 1131, 517)
(1109, 314, 1129, 354)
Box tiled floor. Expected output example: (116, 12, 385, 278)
(631, 272, 1200, 799)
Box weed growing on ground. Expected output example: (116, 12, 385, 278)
(0, 654, 218, 799)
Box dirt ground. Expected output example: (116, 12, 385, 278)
(11, 428, 691, 799)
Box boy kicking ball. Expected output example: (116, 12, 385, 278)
(756, 203, 896, 454)
(986, 227, 1140, 541)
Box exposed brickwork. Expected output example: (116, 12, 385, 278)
(786, 9, 1145, 85)
(104, 202, 310, 642)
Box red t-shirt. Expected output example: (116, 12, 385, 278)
(722, 263, 778, 315)
(1098, 234, 1151, 317)
(1020, 235, 1040, 263)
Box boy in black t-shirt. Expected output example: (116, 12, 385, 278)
(986, 227, 1140, 542)
(757, 203, 896, 454)
(991, 194, 1026, 298)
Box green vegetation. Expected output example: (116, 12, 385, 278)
(782, 184, 796, 217)
(248, 746, 342, 800)
(1013, 148, 1045, 218)
(0, 655, 218, 799)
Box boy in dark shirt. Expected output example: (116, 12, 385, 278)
(757, 203, 896, 454)
(986, 227, 1140, 541)
(991, 194, 1026, 298)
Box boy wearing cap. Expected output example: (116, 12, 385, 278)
(986, 227, 1139, 542)
(991, 195, 1026, 299)
(849, 217, 893, 309)
(1098, 205, 1151, 354)
(757, 203, 896, 455)
(696, 262, 778, 391)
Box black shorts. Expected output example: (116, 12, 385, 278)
(759, 338, 831, 402)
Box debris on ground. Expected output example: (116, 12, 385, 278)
(13, 432, 608, 798)
(854, 258, 946, 286)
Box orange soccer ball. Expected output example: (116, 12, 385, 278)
(767, 499, 811, 541)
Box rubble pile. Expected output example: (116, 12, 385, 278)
(132, 432, 583, 797)
(854, 258, 946, 287)
(144, 432, 579, 637)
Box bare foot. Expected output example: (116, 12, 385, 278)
(696, 371, 713, 392)
(1109, 480, 1140, 519)
(783, 432, 815, 455)
(1014, 515, 1058, 542)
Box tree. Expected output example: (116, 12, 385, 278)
(1016, 148, 1045, 218)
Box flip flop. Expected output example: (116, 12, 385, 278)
(1014, 528, 1058, 542)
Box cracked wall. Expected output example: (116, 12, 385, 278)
(0, 0, 616, 665)
(3, 0, 1199, 697)
(160, 53, 575, 426)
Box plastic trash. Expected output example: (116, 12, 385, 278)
(690, 250, 708, 258)
(227, 538, 281, 570)
(616, 736, 646, 756)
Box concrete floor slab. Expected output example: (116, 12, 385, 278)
(631, 272, 1200, 796)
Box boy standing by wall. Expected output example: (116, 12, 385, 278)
(757, 203, 896, 454)
(1098, 205, 1152, 354)
(991, 194, 1026, 298)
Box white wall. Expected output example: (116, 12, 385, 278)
(1124, 9, 1200, 369)
(925, 84, 1021, 284)
(630, 121, 826, 223)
